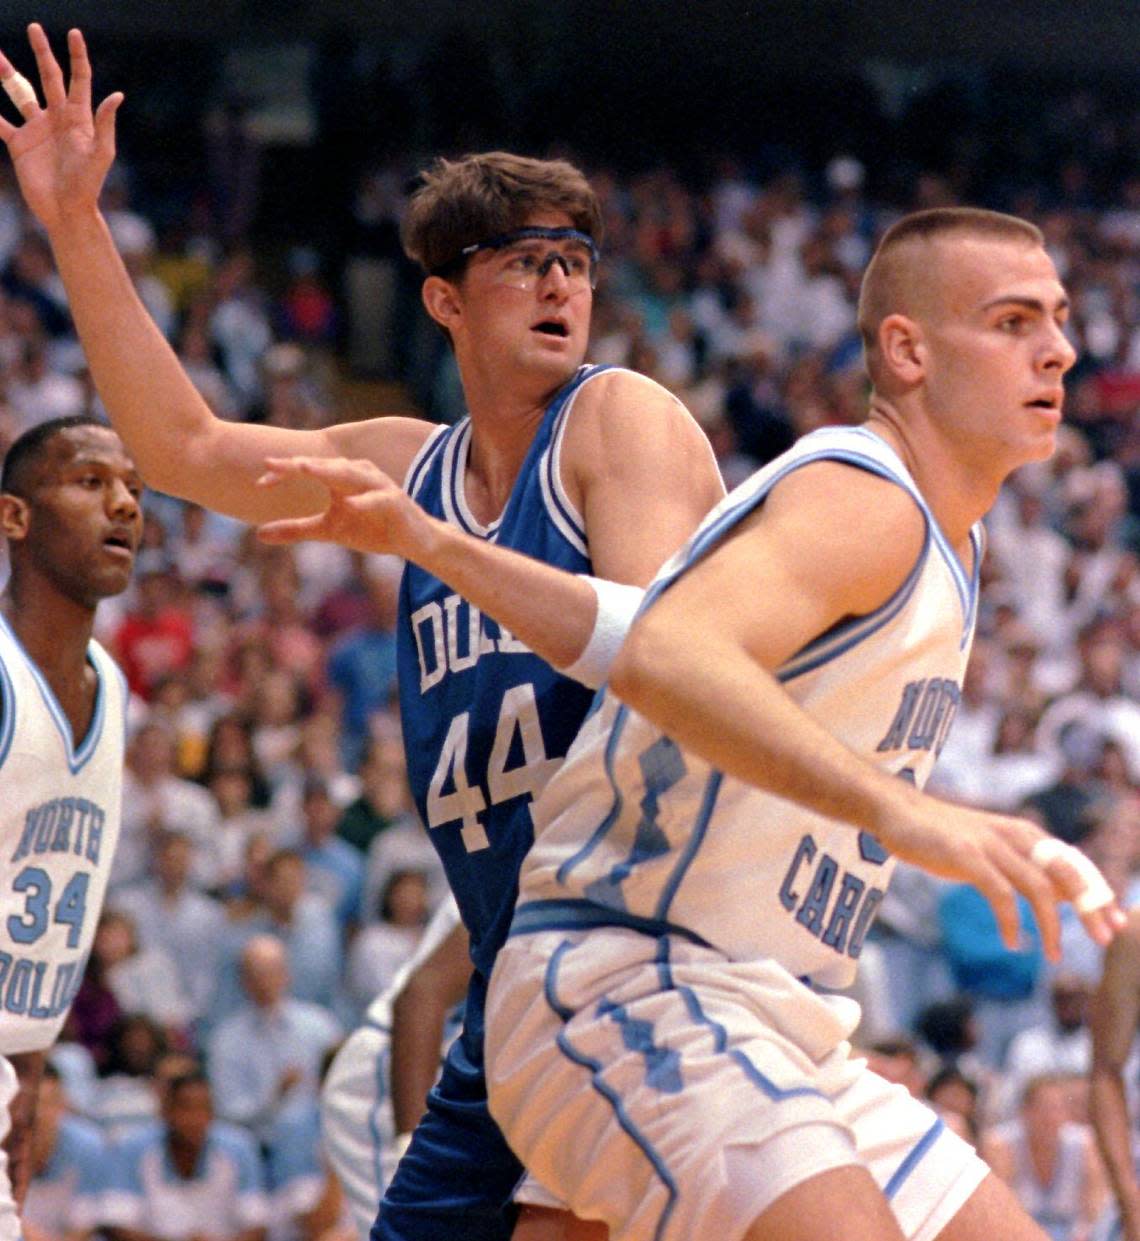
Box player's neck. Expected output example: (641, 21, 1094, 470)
(1, 577, 96, 685)
(864, 402, 1002, 550)
(462, 395, 547, 523)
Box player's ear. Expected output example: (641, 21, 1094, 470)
(878, 313, 926, 386)
(0, 493, 29, 543)
(422, 276, 464, 333)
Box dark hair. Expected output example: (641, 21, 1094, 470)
(402, 151, 603, 276)
(1, 415, 110, 497)
(914, 997, 976, 1057)
(924, 1063, 979, 1106)
(167, 1069, 211, 1099)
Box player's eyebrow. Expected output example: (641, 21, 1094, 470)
(981, 294, 1070, 316)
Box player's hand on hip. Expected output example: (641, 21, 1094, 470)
(256, 455, 436, 559)
(878, 800, 1125, 960)
(0, 25, 123, 232)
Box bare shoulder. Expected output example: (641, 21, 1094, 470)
(750, 459, 928, 615)
(561, 368, 720, 492)
(566, 367, 698, 442)
(325, 415, 437, 483)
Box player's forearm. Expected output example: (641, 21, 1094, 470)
(610, 614, 918, 838)
(389, 980, 451, 1134)
(3, 1051, 44, 1209)
(44, 209, 221, 494)
(1089, 1067, 1140, 1221)
(412, 521, 606, 672)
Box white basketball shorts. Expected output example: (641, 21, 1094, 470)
(486, 927, 989, 1241)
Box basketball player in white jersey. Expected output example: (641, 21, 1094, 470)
(479, 208, 1126, 1241)
(1090, 907, 1140, 1241)
(0, 415, 140, 1240)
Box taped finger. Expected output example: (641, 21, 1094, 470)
(1029, 836, 1115, 914)
(1, 71, 36, 112)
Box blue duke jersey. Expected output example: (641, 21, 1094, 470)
(0, 617, 126, 1053)
(515, 426, 982, 991)
(398, 365, 626, 985)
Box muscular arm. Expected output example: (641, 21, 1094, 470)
(1090, 912, 1140, 1238)
(3, 1050, 44, 1210)
(389, 921, 471, 1136)
(258, 371, 725, 676)
(0, 26, 431, 523)
(609, 461, 1115, 956)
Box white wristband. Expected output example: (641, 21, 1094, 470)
(391, 1131, 413, 1162)
(1030, 837, 1115, 914)
(560, 576, 645, 690)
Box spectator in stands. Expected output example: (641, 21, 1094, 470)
(296, 777, 363, 936)
(114, 720, 220, 891)
(981, 1073, 1106, 1241)
(346, 868, 429, 1018)
(103, 1071, 269, 1241)
(23, 1063, 104, 1241)
(207, 936, 340, 1142)
(113, 831, 226, 1027)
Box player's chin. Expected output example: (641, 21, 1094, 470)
(90, 563, 135, 599)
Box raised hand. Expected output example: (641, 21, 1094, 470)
(256, 455, 439, 560)
(0, 24, 123, 233)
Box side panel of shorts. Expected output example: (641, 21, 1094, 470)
(320, 1026, 392, 1239)
(486, 929, 988, 1241)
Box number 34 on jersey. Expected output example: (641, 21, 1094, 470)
(426, 683, 559, 852)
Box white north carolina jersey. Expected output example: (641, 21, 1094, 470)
(515, 426, 981, 990)
(0, 617, 126, 1052)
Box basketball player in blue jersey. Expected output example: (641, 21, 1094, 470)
(0, 415, 141, 1241)
(480, 208, 1127, 1241)
(0, 25, 723, 1241)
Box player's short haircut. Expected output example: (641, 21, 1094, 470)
(857, 207, 1045, 381)
(403, 151, 604, 276)
(0, 414, 110, 499)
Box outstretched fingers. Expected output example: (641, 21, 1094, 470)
(26, 24, 66, 111)
(973, 837, 1061, 960)
(65, 29, 91, 113)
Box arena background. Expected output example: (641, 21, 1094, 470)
(0, 4, 1137, 1239)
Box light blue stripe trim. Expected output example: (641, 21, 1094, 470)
(545, 940, 679, 1241)
(511, 898, 712, 948)
(555, 704, 631, 884)
(369, 1043, 389, 1196)
(0, 615, 106, 774)
(0, 649, 16, 772)
(777, 526, 930, 682)
(883, 1116, 944, 1199)
(654, 771, 723, 922)
(657, 938, 832, 1105)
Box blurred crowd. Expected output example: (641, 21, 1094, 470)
(0, 89, 1137, 1241)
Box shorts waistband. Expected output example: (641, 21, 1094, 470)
(510, 898, 712, 948)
